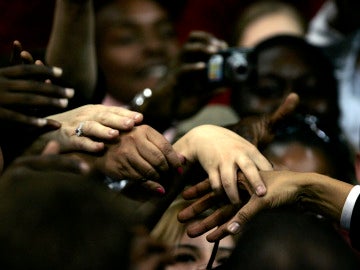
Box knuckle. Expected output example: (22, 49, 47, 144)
(143, 167, 159, 180)
(236, 211, 250, 225)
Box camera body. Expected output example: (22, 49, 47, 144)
(206, 47, 252, 88)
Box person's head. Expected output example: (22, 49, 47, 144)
(222, 208, 360, 270)
(95, 0, 179, 103)
(232, 0, 307, 48)
(151, 197, 235, 269)
(231, 35, 340, 129)
(262, 114, 355, 183)
(0, 171, 133, 270)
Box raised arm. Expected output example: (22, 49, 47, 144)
(46, 0, 96, 101)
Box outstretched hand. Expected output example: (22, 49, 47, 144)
(227, 92, 300, 148)
(173, 124, 272, 204)
(176, 93, 302, 240)
(0, 40, 74, 132)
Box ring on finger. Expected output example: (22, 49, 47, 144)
(75, 122, 85, 137)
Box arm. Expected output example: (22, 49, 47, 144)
(46, 0, 96, 101)
(178, 171, 354, 242)
(26, 104, 143, 154)
(133, 31, 228, 132)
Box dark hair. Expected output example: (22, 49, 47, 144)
(231, 34, 340, 127)
(223, 209, 360, 269)
(0, 172, 132, 270)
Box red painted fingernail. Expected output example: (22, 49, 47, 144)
(177, 166, 184, 175)
(156, 187, 166, 195)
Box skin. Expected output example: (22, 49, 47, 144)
(166, 227, 234, 270)
(263, 141, 336, 176)
(239, 12, 304, 47)
(233, 46, 333, 119)
(178, 170, 354, 242)
(96, 0, 179, 103)
(173, 124, 273, 204)
(26, 104, 144, 154)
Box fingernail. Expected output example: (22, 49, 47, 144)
(228, 222, 240, 234)
(180, 155, 187, 165)
(108, 129, 119, 136)
(195, 62, 206, 69)
(133, 113, 143, 122)
(36, 118, 48, 126)
(58, 98, 68, 108)
(207, 45, 218, 53)
(64, 88, 75, 98)
(177, 166, 183, 175)
(52, 66, 63, 77)
(79, 162, 90, 173)
(156, 187, 166, 195)
(255, 185, 266, 196)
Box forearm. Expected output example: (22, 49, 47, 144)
(300, 173, 353, 222)
(46, 0, 96, 100)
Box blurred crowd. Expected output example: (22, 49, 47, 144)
(1, 0, 360, 269)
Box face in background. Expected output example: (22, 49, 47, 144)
(232, 1, 306, 48)
(238, 12, 304, 48)
(96, 0, 179, 103)
(263, 141, 336, 176)
(166, 227, 235, 270)
(231, 38, 339, 123)
(260, 114, 355, 183)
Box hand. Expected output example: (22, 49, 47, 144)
(227, 92, 300, 148)
(0, 140, 91, 185)
(173, 124, 272, 204)
(180, 31, 228, 72)
(178, 170, 353, 242)
(86, 124, 183, 188)
(10, 40, 34, 65)
(136, 31, 228, 131)
(38, 104, 143, 153)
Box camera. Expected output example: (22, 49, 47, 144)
(206, 47, 252, 88)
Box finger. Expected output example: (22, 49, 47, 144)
(1, 92, 71, 109)
(20, 50, 34, 64)
(187, 204, 236, 238)
(140, 180, 166, 196)
(178, 62, 206, 73)
(177, 192, 219, 222)
(146, 129, 182, 170)
(10, 40, 23, 65)
(1, 79, 74, 99)
(0, 107, 55, 127)
(187, 31, 227, 48)
(41, 140, 61, 155)
(77, 120, 120, 140)
(71, 136, 105, 153)
(208, 169, 223, 195)
(181, 179, 212, 200)
(226, 195, 264, 236)
(237, 156, 266, 196)
(183, 42, 220, 55)
(219, 163, 240, 204)
(13, 154, 90, 175)
(95, 106, 143, 127)
(0, 64, 63, 80)
(268, 92, 300, 132)
(95, 114, 137, 131)
(126, 154, 161, 181)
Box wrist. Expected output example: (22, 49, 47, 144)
(300, 173, 353, 222)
